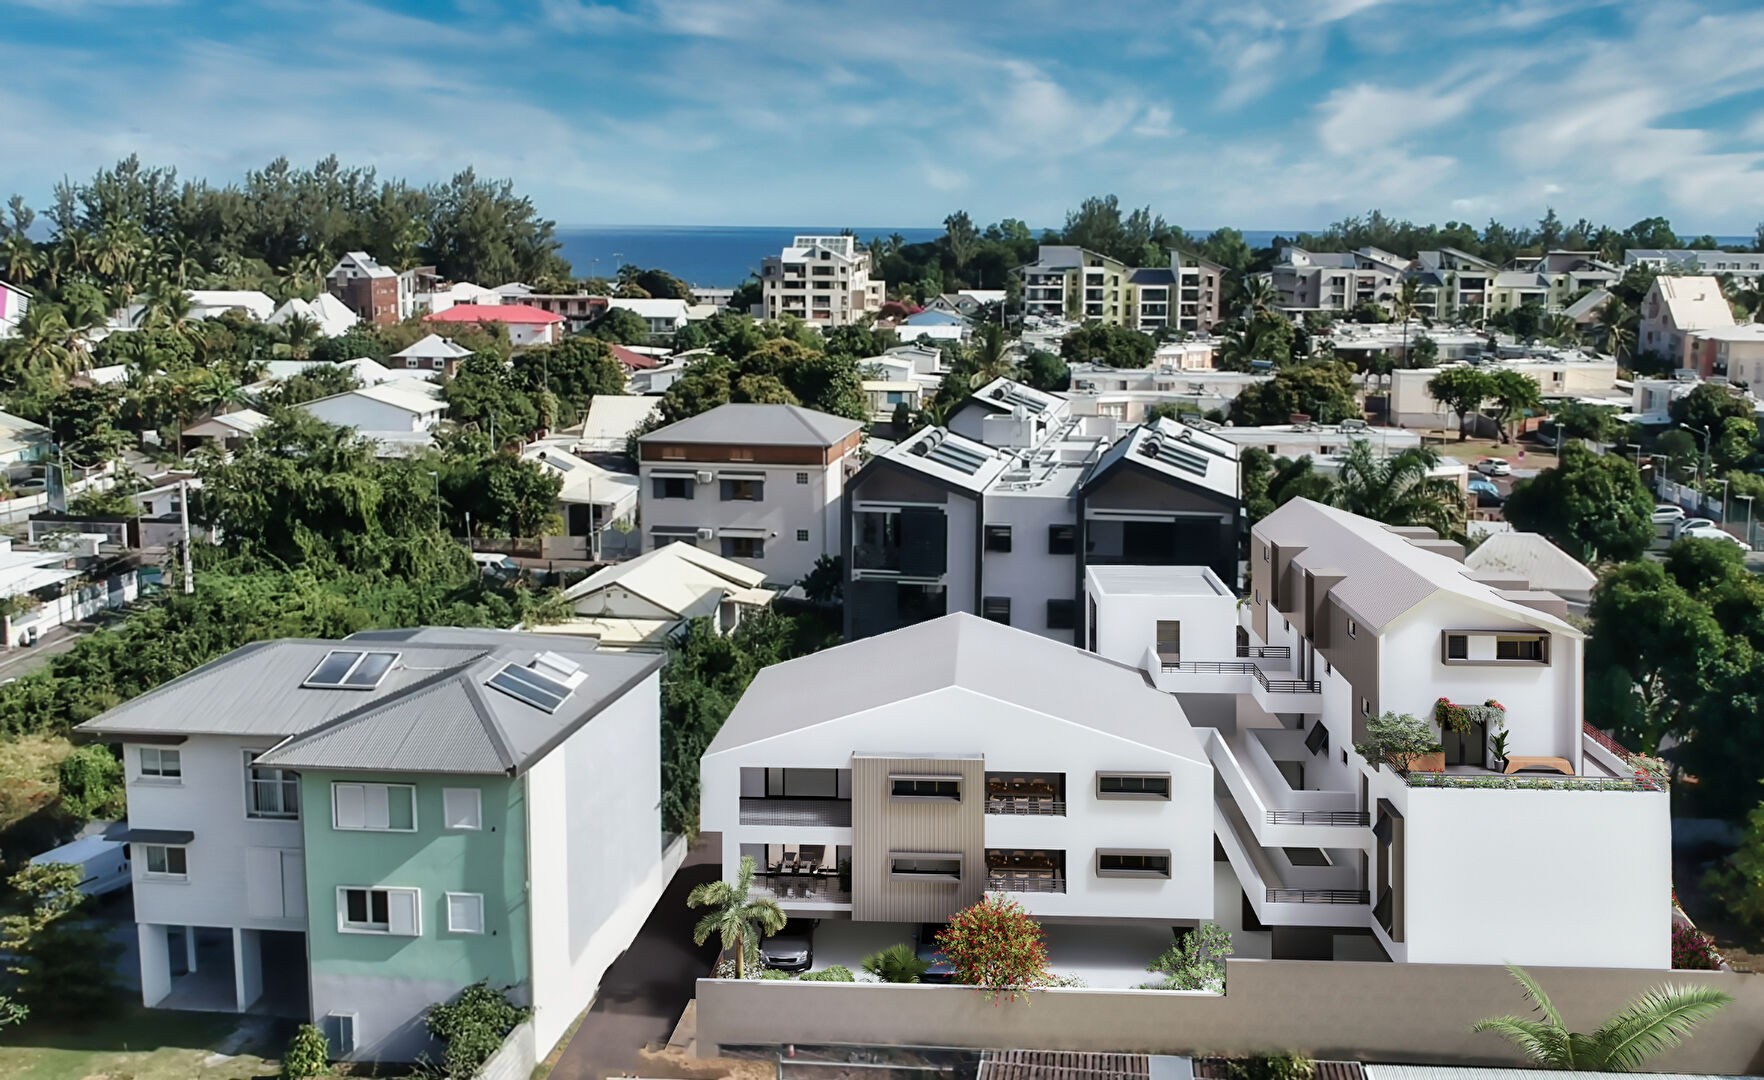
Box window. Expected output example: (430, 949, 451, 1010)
(142, 844, 188, 880)
(891, 775, 961, 801)
(796, 472, 810, 484)
(1096, 849, 1171, 878)
(1347, 618, 1358, 639)
(652, 477, 693, 500)
(332, 783, 417, 832)
(1263, 544, 1270, 562)
(1496, 636, 1546, 662)
(721, 537, 765, 560)
(984, 524, 1012, 552)
(720, 478, 763, 501)
(1361, 697, 1370, 717)
(1304, 722, 1330, 756)
(1096, 772, 1171, 800)
(139, 747, 181, 780)
(327, 1013, 358, 1056)
(888, 853, 962, 881)
(1047, 524, 1076, 554)
(337, 886, 421, 935)
(431, 357, 445, 370)
(1446, 634, 1468, 660)
(442, 788, 482, 831)
(1046, 599, 1075, 630)
(795, 529, 810, 542)
(446, 892, 485, 934)
(245, 752, 300, 819)
(304, 650, 398, 689)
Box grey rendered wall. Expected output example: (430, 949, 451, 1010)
(696, 960, 1764, 1075)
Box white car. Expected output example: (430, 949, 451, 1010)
(1475, 458, 1512, 477)
(1684, 526, 1751, 551)
(1653, 505, 1686, 523)
(1681, 518, 1716, 532)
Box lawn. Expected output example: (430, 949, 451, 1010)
(0, 733, 72, 835)
(0, 1001, 284, 1080)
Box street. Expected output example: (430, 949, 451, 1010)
(0, 623, 85, 681)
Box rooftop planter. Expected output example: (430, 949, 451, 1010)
(1434, 697, 1506, 735)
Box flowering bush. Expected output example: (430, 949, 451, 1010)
(1671, 923, 1724, 970)
(1629, 754, 1671, 790)
(1434, 697, 1506, 735)
(937, 894, 1051, 1003)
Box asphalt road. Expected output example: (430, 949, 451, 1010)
(548, 836, 723, 1080)
(0, 623, 84, 681)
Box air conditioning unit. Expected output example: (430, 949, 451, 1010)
(695, 528, 715, 541)
(695, 470, 714, 484)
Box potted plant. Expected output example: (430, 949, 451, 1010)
(1489, 731, 1511, 772)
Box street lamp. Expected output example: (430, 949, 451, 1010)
(1715, 477, 1731, 526)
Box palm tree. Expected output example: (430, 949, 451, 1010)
(1330, 440, 1464, 536)
(2, 233, 41, 285)
(274, 313, 322, 361)
(1239, 274, 1276, 319)
(687, 855, 786, 980)
(5, 304, 75, 381)
(136, 282, 194, 332)
(1599, 299, 1634, 364)
(1393, 278, 1422, 363)
(1543, 312, 1581, 347)
(967, 323, 1013, 388)
(1473, 964, 1731, 1072)
(1488, 368, 1543, 443)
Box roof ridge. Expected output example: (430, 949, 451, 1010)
(461, 677, 519, 772)
(272, 649, 490, 743)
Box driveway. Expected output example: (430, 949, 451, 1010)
(548, 835, 723, 1080)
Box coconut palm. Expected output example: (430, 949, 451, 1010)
(1393, 278, 1422, 362)
(967, 323, 1014, 388)
(1239, 274, 1277, 319)
(2, 233, 41, 285)
(274, 313, 322, 361)
(1599, 299, 1634, 364)
(1473, 964, 1730, 1072)
(1330, 440, 1464, 536)
(5, 304, 76, 381)
(687, 855, 786, 980)
(136, 282, 195, 332)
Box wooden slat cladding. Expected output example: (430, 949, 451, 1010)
(851, 753, 985, 923)
(639, 430, 862, 467)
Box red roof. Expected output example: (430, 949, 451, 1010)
(425, 303, 563, 326)
(608, 344, 659, 370)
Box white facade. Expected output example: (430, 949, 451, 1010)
(759, 235, 887, 327)
(640, 455, 847, 585)
(1, 281, 31, 337)
(300, 388, 445, 433)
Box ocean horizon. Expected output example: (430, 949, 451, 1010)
(552, 224, 1758, 289)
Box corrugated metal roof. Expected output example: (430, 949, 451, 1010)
(1367, 1067, 1757, 1080)
(980, 1050, 1155, 1080)
(641, 403, 862, 447)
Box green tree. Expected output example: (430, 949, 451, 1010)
(56, 743, 124, 819)
(281, 1023, 332, 1079)
(1472, 964, 1730, 1071)
(1, 863, 120, 1017)
(1487, 369, 1542, 442)
(1504, 442, 1655, 563)
(1354, 711, 1442, 774)
(1143, 922, 1233, 992)
(1708, 796, 1764, 932)
(591, 306, 653, 345)
(265, 364, 361, 407)
(688, 855, 787, 980)
(1059, 321, 1155, 368)
(1407, 334, 1439, 368)
(1329, 442, 1463, 535)
(1228, 361, 1358, 426)
(1670, 384, 1753, 445)
(1585, 560, 1724, 749)
(424, 981, 531, 1079)
(1018, 349, 1070, 392)
(1426, 366, 1494, 440)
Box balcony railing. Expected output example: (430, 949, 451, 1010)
(988, 873, 1066, 894)
(1236, 645, 1291, 659)
(1266, 809, 1370, 827)
(986, 796, 1065, 816)
(754, 874, 851, 904)
(738, 798, 852, 827)
(1267, 888, 1370, 904)
(1583, 721, 1633, 758)
(1160, 660, 1321, 694)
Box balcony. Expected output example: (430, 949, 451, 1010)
(1213, 797, 1371, 929)
(753, 873, 851, 906)
(985, 772, 1064, 816)
(986, 849, 1065, 894)
(1204, 728, 1366, 849)
(739, 798, 852, 827)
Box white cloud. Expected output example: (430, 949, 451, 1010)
(1133, 105, 1177, 139)
(1315, 83, 1474, 155)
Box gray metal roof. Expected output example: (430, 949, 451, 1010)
(639, 403, 862, 447)
(706, 613, 1208, 762)
(77, 631, 663, 776)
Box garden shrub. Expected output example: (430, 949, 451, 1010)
(1144, 922, 1233, 992)
(799, 965, 855, 982)
(56, 744, 124, 820)
(1220, 1053, 1316, 1080)
(423, 981, 530, 1078)
(1671, 924, 1725, 970)
(938, 894, 1050, 1001)
(760, 968, 794, 980)
(280, 1023, 331, 1078)
(861, 942, 930, 983)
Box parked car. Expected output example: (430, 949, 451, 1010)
(1475, 458, 1512, 477)
(1468, 478, 1505, 508)
(1680, 518, 1716, 533)
(760, 918, 817, 972)
(915, 923, 956, 982)
(1652, 505, 1687, 524)
(1684, 526, 1752, 552)
(469, 553, 521, 581)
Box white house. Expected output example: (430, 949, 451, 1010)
(0, 409, 51, 469)
(606, 298, 690, 339)
(299, 383, 446, 434)
(700, 613, 1216, 926)
(418, 281, 502, 315)
(268, 295, 359, 339)
(638, 403, 864, 585)
(520, 442, 640, 561)
(187, 290, 278, 322)
(0, 534, 139, 647)
(1462, 531, 1599, 605)
(183, 409, 272, 451)
(557, 542, 775, 650)
(0, 280, 30, 338)
(1639, 275, 1735, 369)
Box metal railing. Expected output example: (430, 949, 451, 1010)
(1583, 721, 1633, 759)
(1160, 660, 1321, 694)
(1236, 645, 1291, 659)
(738, 798, 853, 827)
(1266, 809, 1370, 827)
(1267, 888, 1371, 905)
(754, 875, 851, 904)
(985, 797, 1066, 816)
(988, 873, 1066, 894)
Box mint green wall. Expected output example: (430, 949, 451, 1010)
(299, 771, 529, 988)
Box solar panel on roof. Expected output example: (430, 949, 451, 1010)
(1000, 389, 1048, 413)
(925, 440, 989, 474)
(343, 652, 399, 687)
(1156, 441, 1210, 476)
(305, 649, 400, 690)
(486, 662, 573, 713)
(306, 651, 361, 686)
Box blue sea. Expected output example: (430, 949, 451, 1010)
(553, 225, 1297, 288)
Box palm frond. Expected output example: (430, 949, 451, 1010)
(1471, 1016, 1565, 1067)
(690, 909, 724, 948)
(1588, 984, 1733, 1072)
(1506, 963, 1567, 1031)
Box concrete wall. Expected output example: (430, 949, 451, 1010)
(979, 488, 1077, 644)
(695, 961, 1764, 1074)
(640, 459, 843, 585)
(475, 1019, 537, 1080)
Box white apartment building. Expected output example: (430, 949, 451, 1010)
(1627, 248, 1764, 278)
(1270, 247, 1408, 314)
(638, 403, 864, 585)
(699, 612, 1217, 925)
(1638, 275, 1736, 369)
(0, 280, 30, 338)
(759, 236, 886, 327)
(1083, 499, 1668, 969)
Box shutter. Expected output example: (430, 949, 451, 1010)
(281, 852, 307, 918)
(333, 784, 367, 829)
(719, 479, 734, 501)
(443, 788, 482, 830)
(244, 848, 284, 917)
(447, 892, 484, 934)
(364, 785, 390, 830)
(386, 888, 421, 936)
(897, 508, 948, 576)
(652, 478, 666, 499)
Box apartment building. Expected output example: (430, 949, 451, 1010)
(759, 236, 887, 327)
(77, 628, 675, 1062)
(1270, 247, 1408, 314)
(1018, 246, 1222, 332)
(325, 252, 403, 326)
(1687, 323, 1764, 382)
(699, 612, 1217, 925)
(1639, 275, 1736, 368)
(843, 380, 1241, 643)
(1627, 248, 1764, 278)
(1083, 499, 1667, 968)
(638, 403, 864, 585)
(1486, 252, 1622, 317)
(1409, 249, 1495, 322)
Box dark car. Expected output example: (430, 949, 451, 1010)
(760, 918, 817, 972)
(915, 923, 956, 982)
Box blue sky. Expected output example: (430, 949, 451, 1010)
(3, 0, 1764, 233)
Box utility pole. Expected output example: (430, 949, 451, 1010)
(178, 479, 194, 595)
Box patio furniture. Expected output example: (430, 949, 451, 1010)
(1503, 755, 1574, 776)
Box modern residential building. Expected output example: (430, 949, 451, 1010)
(418, 281, 503, 315)
(1486, 252, 1621, 317)
(493, 286, 608, 331)
(699, 612, 1216, 925)
(1627, 248, 1764, 277)
(1129, 252, 1226, 333)
(1065, 366, 1268, 423)
(1639, 275, 1735, 369)
(423, 303, 564, 347)
(1270, 247, 1407, 314)
(0, 280, 30, 338)
(759, 236, 887, 327)
(895, 308, 970, 345)
(325, 252, 402, 326)
(637, 403, 864, 584)
(843, 381, 1241, 643)
(862, 379, 924, 424)
(606, 297, 690, 340)
(1463, 531, 1598, 606)
(1385, 355, 1621, 429)
(77, 628, 677, 1062)
(1687, 323, 1764, 382)
(391, 333, 474, 379)
(557, 542, 776, 650)
(1409, 249, 1496, 322)
(1018, 246, 1222, 332)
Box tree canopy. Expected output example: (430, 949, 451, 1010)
(1229, 361, 1359, 426)
(1503, 442, 1655, 563)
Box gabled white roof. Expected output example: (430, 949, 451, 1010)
(1652, 275, 1736, 332)
(394, 333, 475, 360)
(187, 290, 276, 321)
(1464, 532, 1599, 599)
(183, 409, 271, 438)
(268, 295, 358, 338)
(563, 543, 772, 620)
(301, 382, 443, 418)
(330, 251, 394, 279)
(578, 395, 660, 450)
(521, 443, 640, 511)
(606, 298, 690, 322)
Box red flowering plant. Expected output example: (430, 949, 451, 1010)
(937, 893, 1051, 1003)
(1671, 923, 1725, 970)
(1434, 697, 1506, 735)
